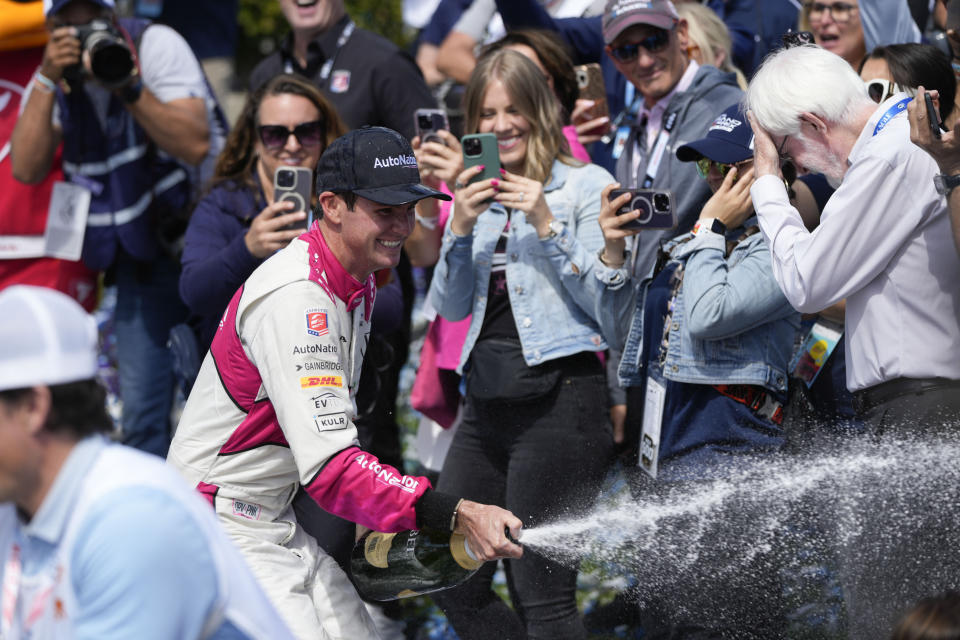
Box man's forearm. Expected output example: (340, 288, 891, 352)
(10, 82, 60, 184)
(127, 90, 209, 166)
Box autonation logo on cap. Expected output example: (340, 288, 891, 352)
(373, 154, 418, 169)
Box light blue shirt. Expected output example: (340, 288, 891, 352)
(4, 437, 254, 639)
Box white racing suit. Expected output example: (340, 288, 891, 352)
(168, 226, 431, 640)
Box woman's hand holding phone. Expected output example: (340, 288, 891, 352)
(244, 200, 306, 258)
(414, 129, 464, 192)
(451, 165, 499, 236)
(493, 169, 552, 237)
(598, 183, 640, 267)
(700, 164, 755, 230)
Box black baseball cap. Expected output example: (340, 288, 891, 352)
(315, 126, 451, 206)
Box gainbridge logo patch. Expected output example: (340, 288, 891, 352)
(300, 375, 343, 389)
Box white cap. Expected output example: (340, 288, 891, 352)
(0, 286, 99, 391)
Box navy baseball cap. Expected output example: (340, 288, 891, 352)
(315, 127, 450, 206)
(44, 0, 115, 16)
(676, 103, 755, 164)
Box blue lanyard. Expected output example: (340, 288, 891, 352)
(872, 97, 912, 136)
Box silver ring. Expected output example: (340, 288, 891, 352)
(454, 180, 466, 190)
(517, 192, 525, 203)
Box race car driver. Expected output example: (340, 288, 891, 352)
(167, 126, 523, 640)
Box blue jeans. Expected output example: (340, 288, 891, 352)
(114, 254, 187, 457)
(433, 358, 614, 640)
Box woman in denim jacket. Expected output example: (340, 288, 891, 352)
(593, 102, 801, 635)
(596, 101, 802, 478)
(427, 49, 615, 640)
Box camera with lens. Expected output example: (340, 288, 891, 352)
(609, 189, 677, 230)
(72, 19, 136, 88)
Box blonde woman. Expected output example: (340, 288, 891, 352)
(427, 49, 615, 639)
(678, 2, 748, 89)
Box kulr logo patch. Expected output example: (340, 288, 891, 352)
(306, 310, 329, 337)
(300, 376, 343, 389)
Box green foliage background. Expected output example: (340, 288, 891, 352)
(236, 0, 413, 78)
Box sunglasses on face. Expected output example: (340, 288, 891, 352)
(863, 78, 906, 103)
(804, 2, 858, 24)
(695, 158, 752, 180)
(257, 120, 324, 149)
(609, 29, 672, 63)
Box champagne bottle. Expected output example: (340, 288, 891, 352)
(349, 529, 485, 601)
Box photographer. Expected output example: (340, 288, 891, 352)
(10, 0, 224, 458)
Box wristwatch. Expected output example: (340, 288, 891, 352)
(546, 219, 565, 238)
(694, 217, 727, 236)
(934, 173, 960, 196)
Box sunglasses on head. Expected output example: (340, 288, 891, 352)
(863, 78, 906, 104)
(609, 29, 671, 63)
(257, 120, 324, 149)
(695, 158, 751, 180)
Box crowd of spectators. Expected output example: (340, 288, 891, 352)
(3, 0, 960, 638)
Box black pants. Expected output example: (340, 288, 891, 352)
(432, 366, 614, 640)
(840, 384, 960, 640)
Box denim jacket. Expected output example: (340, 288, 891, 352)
(595, 223, 800, 391)
(428, 159, 612, 373)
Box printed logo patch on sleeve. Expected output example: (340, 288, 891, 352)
(314, 411, 348, 432)
(306, 309, 329, 337)
(300, 375, 343, 388)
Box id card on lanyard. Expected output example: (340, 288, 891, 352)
(639, 376, 666, 479)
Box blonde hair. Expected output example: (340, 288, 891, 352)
(678, 3, 747, 90)
(462, 49, 579, 184)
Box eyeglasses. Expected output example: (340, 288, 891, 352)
(257, 120, 324, 149)
(608, 29, 672, 63)
(863, 78, 905, 103)
(695, 158, 752, 180)
(773, 135, 798, 185)
(804, 2, 858, 24)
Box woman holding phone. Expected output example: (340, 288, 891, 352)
(179, 74, 345, 351)
(427, 49, 615, 640)
(592, 102, 801, 635)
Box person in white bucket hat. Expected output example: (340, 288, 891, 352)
(0, 285, 290, 639)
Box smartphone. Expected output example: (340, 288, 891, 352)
(461, 133, 501, 186)
(574, 63, 609, 134)
(925, 92, 942, 140)
(415, 108, 450, 145)
(274, 166, 313, 231)
(609, 189, 677, 230)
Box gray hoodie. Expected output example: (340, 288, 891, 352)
(616, 64, 744, 276)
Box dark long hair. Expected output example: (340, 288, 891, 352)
(481, 29, 579, 121)
(211, 74, 347, 192)
(864, 43, 956, 123)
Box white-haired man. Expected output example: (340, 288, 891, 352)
(745, 44, 960, 638)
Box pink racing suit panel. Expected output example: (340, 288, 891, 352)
(304, 446, 429, 533)
(210, 285, 263, 411)
(218, 401, 289, 455)
(196, 481, 219, 506)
